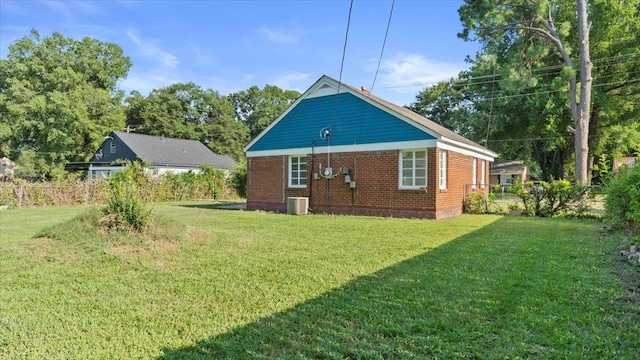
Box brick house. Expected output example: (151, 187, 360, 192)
(243, 75, 497, 219)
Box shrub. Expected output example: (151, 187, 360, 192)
(605, 165, 640, 234)
(509, 179, 591, 217)
(103, 163, 151, 232)
(229, 164, 247, 198)
(464, 193, 498, 214)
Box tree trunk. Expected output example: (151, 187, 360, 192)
(576, 0, 592, 185)
(587, 104, 599, 183)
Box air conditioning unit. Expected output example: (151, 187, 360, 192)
(287, 197, 309, 215)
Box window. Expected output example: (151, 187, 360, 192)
(109, 141, 116, 154)
(400, 150, 427, 189)
(480, 160, 486, 188)
(500, 175, 513, 185)
(439, 150, 447, 189)
(472, 158, 477, 189)
(289, 156, 307, 188)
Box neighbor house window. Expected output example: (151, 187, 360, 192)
(110, 141, 116, 154)
(400, 150, 427, 189)
(480, 160, 486, 188)
(472, 158, 477, 189)
(439, 150, 447, 189)
(289, 156, 307, 188)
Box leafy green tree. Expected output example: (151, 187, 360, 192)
(458, 0, 596, 183)
(228, 85, 300, 139)
(411, 0, 640, 182)
(0, 30, 131, 177)
(125, 82, 249, 161)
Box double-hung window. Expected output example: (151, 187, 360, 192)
(400, 150, 427, 189)
(289, 156, 307, 188)
(439, 150, 447, 189)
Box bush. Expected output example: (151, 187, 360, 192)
(605, 165, 640, 234)
(509, 179, 591, 217)
(229, 164, 247, 198)
(103, 163, 151, 232)
(464, 193, 498, 214)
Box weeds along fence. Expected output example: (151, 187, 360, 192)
(0, 177, 238, 208)
(0, 180, 109, 208)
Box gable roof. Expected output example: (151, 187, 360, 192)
(92, 131, 238, 170)
(244, 75, 497, 161)
(490, 160, 527, 174)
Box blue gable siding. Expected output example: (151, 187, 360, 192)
(91, 137, 137, 163)
(248, 92, 434, 152)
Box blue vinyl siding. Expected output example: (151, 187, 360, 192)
(247, 92, 434, 151)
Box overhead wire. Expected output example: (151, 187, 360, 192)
(329, 0, 354, 125)
(370, 0, 395, 93)
(378, 52, 640, 92)
(335, 0, 354, 98)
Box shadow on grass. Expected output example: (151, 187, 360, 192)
(157, 217, 624, 359)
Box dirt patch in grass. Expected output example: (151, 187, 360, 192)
(27, 207, 210, 264)
(106, 226, 211, 256)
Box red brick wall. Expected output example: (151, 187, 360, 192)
(246, 149, 489, 219)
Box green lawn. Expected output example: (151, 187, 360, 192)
(0, 203, 637, 359)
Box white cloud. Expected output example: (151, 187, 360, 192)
(38, 0, 101, 17)
(242, 73, 255, 83)
(126, 29, 179, 68)
(118, 72, 180, 95)
(0, 1, 27, 16)
(187, 42, 215, 66)
(258, 25, 300, 44)
(270, 72, 310, 91)
(374, 53, 465, 94)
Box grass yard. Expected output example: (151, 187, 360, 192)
(0, 203, 638, 359)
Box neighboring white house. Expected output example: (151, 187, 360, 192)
(490, 160, 529, 186)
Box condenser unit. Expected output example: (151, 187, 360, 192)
(287, 197, 309, 215)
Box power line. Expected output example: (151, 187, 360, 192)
(336, 0, 354, 95)
(329, 0, 354, 136)
(377, 52, 640, 91)
(370, 0, 395, 93)
(487, 134, 601, 143)
(414, 76, 640, 109)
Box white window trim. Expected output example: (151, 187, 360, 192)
(439, 150, 447, 190)
(288, 155, 307, 188)
(480, 160, 486, 188)
(472, 158, 477, 189)
(399, 149, 428, 189)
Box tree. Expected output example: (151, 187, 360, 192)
(410, 0, 639, 182)
(0, 30, 131, 177)
(458, 0, 594, 184)
(125, 83, 249, 161)
(228, 85, 300, 139)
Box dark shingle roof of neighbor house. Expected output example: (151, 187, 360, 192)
(490, 160, 526, 173)
(112, 131, 238, 169)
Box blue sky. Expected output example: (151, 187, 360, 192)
(0, 0, 480, 106)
